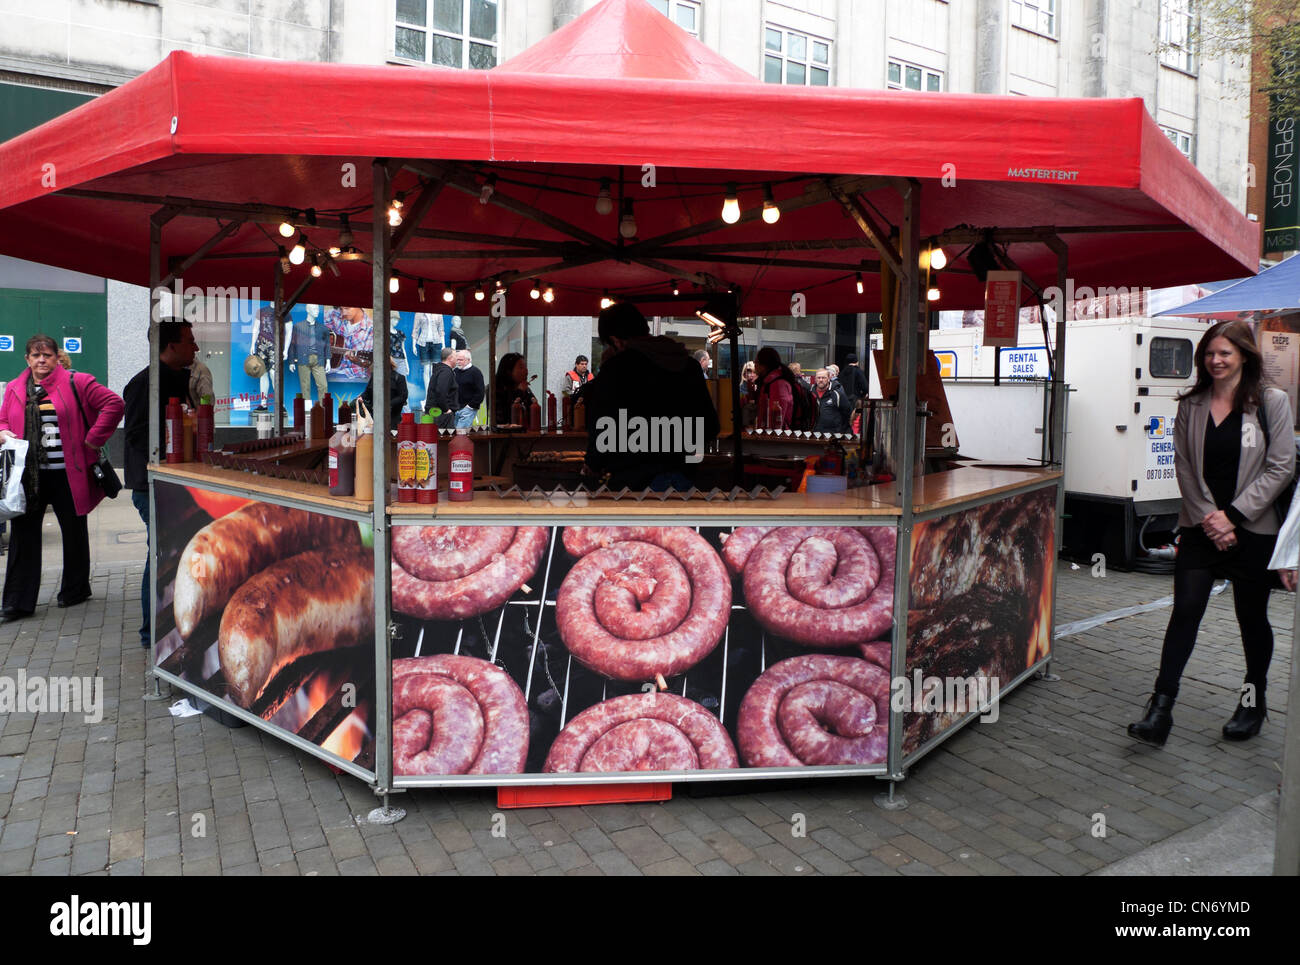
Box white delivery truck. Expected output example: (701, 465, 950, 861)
(925, 317, 1206, 568)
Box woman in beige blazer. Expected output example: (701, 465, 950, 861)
(1129, 320, 1294, 746)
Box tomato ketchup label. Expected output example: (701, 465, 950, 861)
(328, 448, 338, 488)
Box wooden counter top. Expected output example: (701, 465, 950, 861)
(151, 462, 1060, 519)
(901, 466, 1062, 514)
(149, 463, 373, 514)
(390, 487, 901, 518)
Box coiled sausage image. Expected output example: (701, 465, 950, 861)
(392, 655, 529, 775)
(174, 502, 360, 639)
(737, 654, 891, 767)
(555, 526, 730, 681)
(218, 547, 374, 708)
(391, 526, 548, 621)
(543, 692, 738, 772)
(737, 526, 895, 647)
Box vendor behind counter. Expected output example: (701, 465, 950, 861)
(582, 303, 719, 490)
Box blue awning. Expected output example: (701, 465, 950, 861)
(1155, 254, 1300, 319)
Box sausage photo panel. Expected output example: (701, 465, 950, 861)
(903, 486, 1056, 757)
(390, 523, 896, 780)
(152, 482, 377, 771)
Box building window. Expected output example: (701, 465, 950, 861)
(1158, 0, 1197, 74)
(887, 59, 944, 92)
(1160, 125, 1194, 161)
(395, 0, 499, 69)
(1010, 0, 1057, 38)
(649, 0, 700, 36)
(763, 26, 831, 86)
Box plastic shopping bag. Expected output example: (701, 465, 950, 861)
(0, 437, 28, 521)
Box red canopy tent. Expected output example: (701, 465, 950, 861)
(0, 0, 1257, 318)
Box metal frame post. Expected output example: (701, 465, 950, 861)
(1279, 592, 1300, 873)
(886, 179, 922, 788)
(1044, 236, 1069, 680)
(273, 268, 284, 434)
(371, 160, 395, 799)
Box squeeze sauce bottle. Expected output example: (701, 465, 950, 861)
(322, 392, 334, 435)
(354, 419, 374, 502)
(396, 412, 417, 502)
(449, 427, 473, 501)
(328, 419, 356, 497)
(196, 395, 214, 456)
(182, 408, 195, 462)
(417, 413, 438, 504)
(165, 397, 183, 463)
(293, 393, 305, 433)
(546, 391, 557, 431)
(309, 400, 326, 440)
(528, 396, 541, 433)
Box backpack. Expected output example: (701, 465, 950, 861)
(780, 371, 818, 431)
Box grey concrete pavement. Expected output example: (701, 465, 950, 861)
(0, 499, 1289, 875)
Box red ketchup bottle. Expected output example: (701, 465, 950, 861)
(449, 428, 474, 501)
(528, 396, 541, 433)
(293, 393, 305, 433)
(546, 391, 557, 431)
(562, 393, 574, 432)
(165, 397, 184, 463)
(396, 412, 417, 503)
(416, 414, 438, 504)
(196, 395, 215, 457)
(322, 392, 334, 435)
(510, 398, 525, 427)
(309, 400, 326, 440)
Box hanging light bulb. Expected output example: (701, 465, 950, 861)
(278, 220, 296, 238)
(856, 273, 865, 295)
(619, 198, 637, 239)
(761, 184, 780, 224)
(721, 182, 740, 224)
(929, 246, 947, 271)
(542, 283, 555, 304)
(927, 286, 941, 302)
(387, 194, 404, 227)
(530, 281, 541, 300)
(310, 254, 323, 278)
(474, 286, 486, 302)
(600, 292, 613, 310)
(595, 178, 614, 216)
(289, 234, 307, 265)
(479, 174, 497, 205)
(442, 286, 455, 303)
(328, 245, 341, 258)
(671, 279, 681, 296)
(418, 279, 426, 302)
(390, 274, 400, 294)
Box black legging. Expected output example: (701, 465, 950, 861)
(1153, 565, 1274, 699)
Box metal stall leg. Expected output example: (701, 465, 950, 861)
(874, 779, 909, 811)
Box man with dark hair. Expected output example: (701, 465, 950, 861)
(843, 353, 869, 403)
(123, 321, 198, 647)
(584, 303, 719, 490)
(566, 354, 593, 393)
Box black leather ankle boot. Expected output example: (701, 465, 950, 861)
(1127, 694, 1175, 746)
(1222, 691, 1267, 741)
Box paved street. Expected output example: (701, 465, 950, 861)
(0, 499, 1288, 875)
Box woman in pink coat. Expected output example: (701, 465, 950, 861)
(0, 335, 124, 621)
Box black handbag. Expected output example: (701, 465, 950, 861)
(67, 373, 123, 499)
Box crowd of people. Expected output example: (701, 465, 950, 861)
(741, 349, 870, 432)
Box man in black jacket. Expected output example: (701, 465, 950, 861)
(843, 353, 869, 403)
(583, 303, 719, 490)
(123, 321, 197, 647)
(423, 346, 459, 428)
(812, 368, 852, 433)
